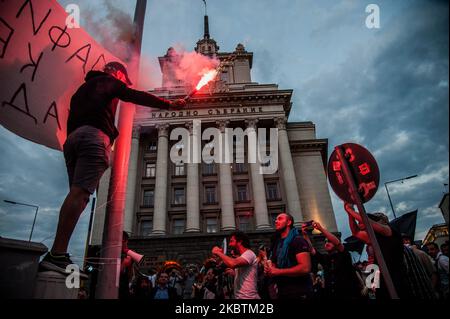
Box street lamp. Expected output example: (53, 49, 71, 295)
(3, 199, 39, 242)
(384, 175, 418, 218)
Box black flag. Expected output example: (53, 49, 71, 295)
(389, 210, 418, 241)
(343, 235, 365, 254)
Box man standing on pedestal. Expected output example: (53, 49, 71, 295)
(40, 62, 185, 273)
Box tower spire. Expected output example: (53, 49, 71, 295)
(195, 0, 219, 56)
(204, 15, 210, 39)
(203, 0, 209, 39)
(203, 0, 207, 15)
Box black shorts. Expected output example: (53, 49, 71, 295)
(63, 126, 111, 194)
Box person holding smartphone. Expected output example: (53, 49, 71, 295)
(302, 220, 362, 299)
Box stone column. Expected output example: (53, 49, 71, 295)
(217, 120, 236, 231)
(247, 119, 271, 229)
(123, 126, 141, 234)
(152, 124, 169, 235)
(185, 122, 200, 232)
(275, 117, 303, 226)
(90, 168, 111, 245)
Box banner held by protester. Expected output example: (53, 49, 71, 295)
(0, 0, 124, 151)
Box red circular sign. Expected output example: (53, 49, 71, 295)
(327, 143, 380, 204)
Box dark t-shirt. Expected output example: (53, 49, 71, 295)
(375, 228, 407, 299)
(68, 71, 172, 144)
(119, 254, 132, 299)
(315, 249, 361, 299)
(270, 236, 312, 298)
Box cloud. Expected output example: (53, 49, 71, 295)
(0, 126, 91, 266)
(387, 165, 449, 196)
(309, 0, 360, 38)
(421, 206, 445, 220)
(374, 131, 410, 157)
(302, 1, 449, 242)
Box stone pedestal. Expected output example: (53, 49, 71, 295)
(0, 237, 47, 299)
(33, 271, 79, 299)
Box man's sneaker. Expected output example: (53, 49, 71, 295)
(39, 252, 88, 279)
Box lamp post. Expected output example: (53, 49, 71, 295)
(384, 175, 418, 218)
(3, 199, 39, 242)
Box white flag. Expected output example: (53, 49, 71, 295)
(0, 0, 125, 150)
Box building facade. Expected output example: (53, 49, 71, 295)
(423, 223, 449, 247)
(89, 17, 337, 270)
(439, 192, 449, 226)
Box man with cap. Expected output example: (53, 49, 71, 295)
(40, 62, 186, 273)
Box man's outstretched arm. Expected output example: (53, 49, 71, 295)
(344, 203, 392, 237)
(115, 83, 183, 109)
(211, 246, 249, 269)
(312, 221, 344, 252)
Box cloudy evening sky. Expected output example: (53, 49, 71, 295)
(0, 0, 448, 265)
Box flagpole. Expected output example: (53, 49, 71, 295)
(95, 0, 147, 299)
(335, 145, 399, 299)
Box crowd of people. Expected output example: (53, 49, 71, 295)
(114, 206, 448, 300)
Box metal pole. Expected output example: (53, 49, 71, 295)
(95, 0, 147, 299)
(4, 200, 39, 242)
(384, 183, 396, 218)
(29, 205, 39, 242)
(83, 197, 96, 270)
(87, 197, 96, 246)
(384, 175, 417, 219)
(335, 146, 399, 299)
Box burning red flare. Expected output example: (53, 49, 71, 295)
(184, 68, 219, 100)
(196, 69, 218, 90)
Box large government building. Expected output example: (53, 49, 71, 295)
(88, 16, 338, 271)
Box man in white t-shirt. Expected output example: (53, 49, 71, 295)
(212, 231, 260, 299)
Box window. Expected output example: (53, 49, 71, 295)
(140, 220, 152, 236)
(145, 163, 156, 178)
(220, 71, 229, 83)
(205, 218, 218, 233)
(237, 215, 251, 231)
(266, 182, 279, 200)
(261, 159, 271, 167)
(172, 219, 185, 235)
(143, 190, 154, 207)
(203, 162, 215, 175)
(147, 140, 157, 152)
(234, 163, 247, 174)
(174, 163, 185, 176)
(173, 188, 185, 205)
(236, 184, 248, 202)
(205, 186, 217, 204)
(270, 210, 279, 227)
